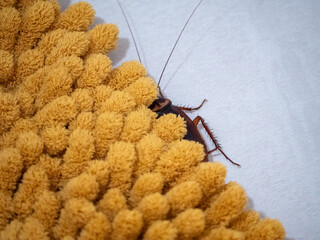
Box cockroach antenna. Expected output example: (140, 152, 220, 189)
(116, 0, 142, 63)
(117, 0, 204, 97)
(157, 0, 204, 97)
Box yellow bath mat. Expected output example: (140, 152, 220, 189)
(0, 1, 285, 239)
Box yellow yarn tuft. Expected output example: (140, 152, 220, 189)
(107, 60, 147, 90)
(0, 7, 20, 52)
(152, 113, 187, 142)
(77, 53, 112, 88)
(53, 2, 95, 31)
(78, 212, 111, 240)
(137, 192, 170, 226)
(87, 23, 119, 55)
(0, 1, 285, 239)
(203, 227, 245, 240)
(97, 188, 128, 221)
(143, 220, 177, 240)
(111, 209, 143, 240)
(129, 173, 164, 208)
(0, 50, 14, 82)
(173, 208, 205, 239)
(41, 125, 69, 155)
(166, 181, 203, 216)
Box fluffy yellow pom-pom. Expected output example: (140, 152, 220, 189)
(0, 219, 23, 240)
(22, 67, 47, 95)
(205, 182, 247, 228)
(0, 118, 37, 149)
(16, 131, 44, 166)
(191, 162, 227, 208)
(91, 84, 113, 111)
(99, 90, 136, 114)
(134, 134, 164, 178)
(121, 106, 157, 142)
(94, 111, 124, 158)
(0, 7, 21, 51)
(87, 23, 119, 55)
(137, 193, 170, 225)
(16, 1, 55, 54)
(203, 227, 245, 240)
(35, 65, 73, 109)
(34, 95, 78, 128)
(71, 88, 94, 112)
(124, 77, 158, 106)
(77, 53, 112, 88)
(85, 160, 110, 192)
(152, 113, 187, 142)
(107, 60, 146, 90)
(79, 212, 111, 240)
(0, 192, 12, 231)
(13, 165, 49, 219)
(37, 28, 67, 54)
(16, 49, 44, 83)
(129, 173, 164, 208)
(69, 111, 95, 131)
(154, 140, 205, 185)
(54, 55, 84, 81)
(61, 173, 99, 202)
(53, 2, 95, 31)
(245, 218, 286, 240)
(111, 209, 143, 240)
(107, 141, 136, 195)
(0, 50, 14, 82)
(60, 129, 95, 183)
(173, 208, 205, 239)
(38, 154, 61, 191)
(53, 198, 96, 239)
(0, 0, 17, 9)
(46, 31, 90, 65)
(31, 190, 60, 232)
(0, 92, 20, 134)
(166, 181, 203, 216)
(229, 210, 260, 232)
(41, 125, 69, 155)
(143, 220, 177, 240)
(20, 1, 55, 32)
(97, 188, 128, 221)
(0, 148, 23, 195)
(18, 216, 49, 240)
(63, 128, 95, 164)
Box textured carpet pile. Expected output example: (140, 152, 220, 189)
(0, 1, 285, 239)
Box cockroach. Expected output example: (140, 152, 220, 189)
(117, 0, 240, 166)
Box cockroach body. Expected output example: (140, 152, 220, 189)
(149, 97, 209, 161)
(149, 97, 240, 166)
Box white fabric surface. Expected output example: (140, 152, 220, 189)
(62, 1, 320, 239)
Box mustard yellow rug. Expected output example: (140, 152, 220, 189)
(0, 1, 285, 239)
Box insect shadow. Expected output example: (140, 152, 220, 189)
(58, 0, 71, 12)
(108, 38, 130, 66)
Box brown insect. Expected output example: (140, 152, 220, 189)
(117, 0, 240, 166)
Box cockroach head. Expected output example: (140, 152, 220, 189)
(149, 97, 172, 112)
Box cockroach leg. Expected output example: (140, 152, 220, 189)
(177, 99, 207, 111)
(193, 116, 241, 167)
(208, 148, 218, 154)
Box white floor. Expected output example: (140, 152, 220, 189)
(61, 1, 320, 239)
